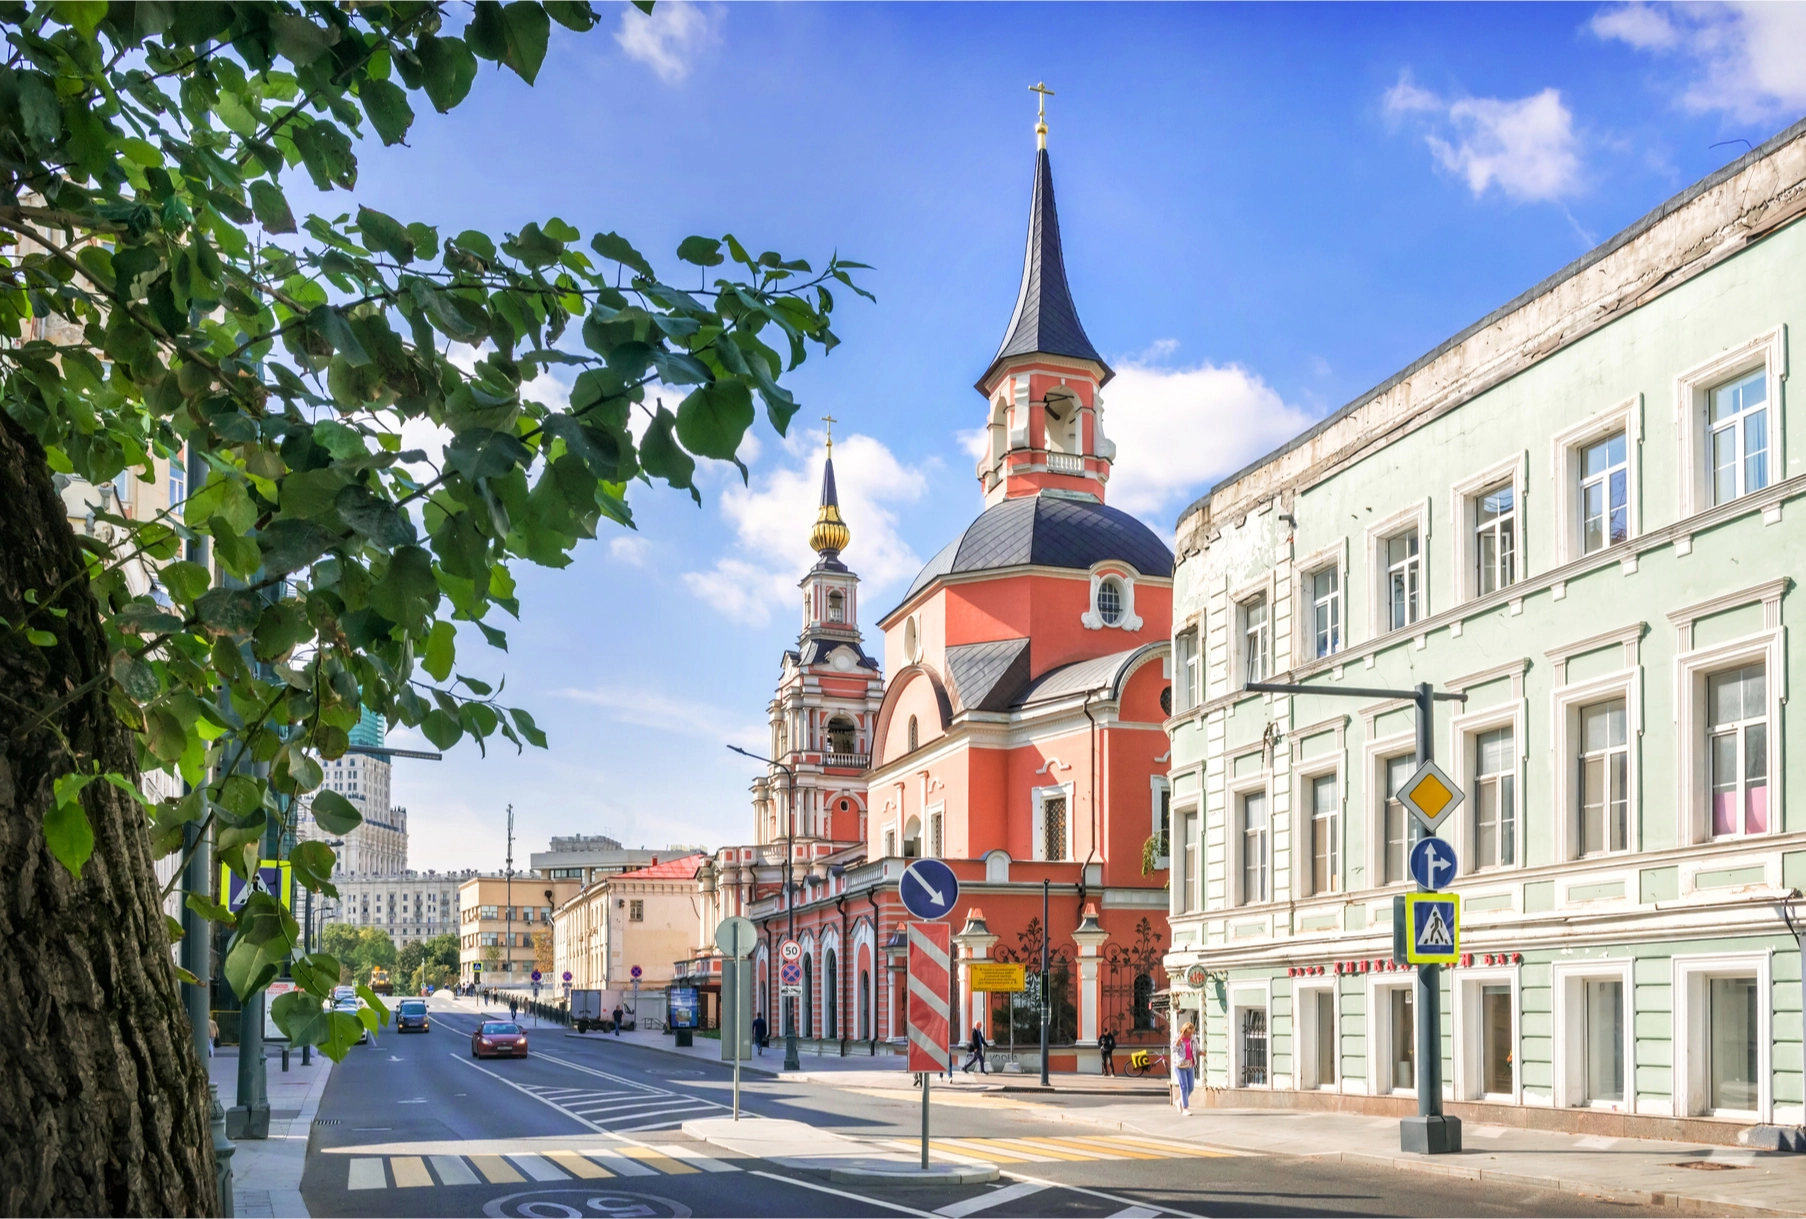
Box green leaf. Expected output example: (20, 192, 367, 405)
(310, 306, 372, 366)
(359, 78, 415, 146)
(186, 893, 238, 926)
(112, 653, 161, 701)
(43, 794, 96, 877)
(676, 379, 754, 462)
(511, 706, 549, 748)
(591, 231, 653, 278)
(194, 588, 262, 636)
(446, 428, 532, 483)
(248, 181, 298, 234)
(423, 620, 456, 681)
(160, 560, 212, 605)
(370, 545, 439, 631)
(225, 935, 280, 1001)
(469, 2, 552, 84)
(336, 484, 417, 548)
(544, 1, 599, 31)
(638, 405, 696, 496)
(309, 790, 364, 835)
(676, 235, 724, 267)
(421, 708, 463, 750)
(146, 705, 189, 762)
(271, 987, 329, 1047)
(25, 628, 57, 647)
(416, 35, 480, 113)
(291, 119, 357, 191)
(259, 519, 339, 576)
(291, 840, 338, 895)
(356, 206, 416, 264)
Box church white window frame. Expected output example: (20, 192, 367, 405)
(1551, 397, 1642, 566)
(1673, 326, 1786, 521)
(1033, 782, 1074, 863)
(1450, 456, 1526, 603)
(1545, 625, 1645, 863)
(1672, 950, 1772, 1123)
(1667, 580, 1787, 847)
(1082, 563, 1143, 631)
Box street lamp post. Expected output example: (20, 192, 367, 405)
(727, 743, 801, 1072)
(299, 837, 345, 1067)
(1247, 680, 1467, 1155)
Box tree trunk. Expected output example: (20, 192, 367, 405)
(0, 413, 217, 1215)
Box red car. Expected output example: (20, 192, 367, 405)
(471, 1021, 528, 1059)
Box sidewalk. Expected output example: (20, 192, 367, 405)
(207, 1045, 334, 1219)
(1025, 1100, 1806, 1217)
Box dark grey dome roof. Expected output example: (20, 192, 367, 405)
(897, 496, 1173, 607)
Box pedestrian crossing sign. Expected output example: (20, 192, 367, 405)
(1404, 893, 1460, 964)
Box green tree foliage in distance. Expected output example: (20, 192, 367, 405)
(321, 922, 397, 985)
(0, 1, 869, 1062)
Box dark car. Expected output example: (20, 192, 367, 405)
(472, 1021, 527, 1059)
(396, 1000, 430, 1033)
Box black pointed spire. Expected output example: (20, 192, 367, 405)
(978, 147, 1111, 393)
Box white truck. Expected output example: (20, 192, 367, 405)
(570, 989, 604, 1033)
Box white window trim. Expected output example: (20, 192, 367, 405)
(1227, 770, 1274, 908)
(1451, 964, 1521, 1104)
(1365, 974, 1420, 1097)
(1293, 754, 1343, 900)
(1449, 454, 1527, 603)
(1228, 984, 1271, 1090)
(926, 801, 945, 859)
(1033, 782, 1075, 862)
(1295, 540, 1349, 663)
(1673, 325, 1787, 520)
(1546, 638, 1644, 862)
(1150, 775, 1172, 869)
(1361, 723, 1416, 892)
(1550, 396, 1643, 567)
(1671, 950, 1772, 1123)
(1172, 804, 1201, 917)
(1294, 977, 1340, 1092)
(1668, 580, 1788, 846)
(1365, 500, 1430, 639)
(1173, 624, 1202, 712)
(1550, 958, 1636, 1112)
(1447, 696, 1526, 877)
(1230, 573, 1277, 689)
(1082, 563, 1143, 631)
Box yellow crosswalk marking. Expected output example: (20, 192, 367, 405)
(925, 1138, 1040, 1164)
(619, 1147, 698, 1175)
(548, 1151, 613, 1179)
(390, 1156, 434, 1187)
(1021, 1136, 1165, 1160)
(469, 1154, 525, 1183)
(979, 1137, 1103, 1161)
(1091, 1134, 1233, 1157)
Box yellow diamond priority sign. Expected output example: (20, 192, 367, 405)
(1397, 759, 1463, 832)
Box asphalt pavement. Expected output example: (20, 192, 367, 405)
(302, 999, 1673, 1218)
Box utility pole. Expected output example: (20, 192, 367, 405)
(505, 804, 515, 997)
(1249, 679, 1467, 1154)
(1040, 878, 1050, 1088)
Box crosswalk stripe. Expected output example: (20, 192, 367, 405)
(430, 1155, 478, 1186)
(648, 1144, 738, 1173)
(509, 1153, 570, 1182)
(1107, 1208, 1161, 1218)
(914, 1138, 1042, 1164)
(978, 1137, 1102, 1161)
(1091, 1134, 1234, 1158)
(469, 1154, 525, 1184)
(548, 1151, 613, 1179)
(390, 1156, 434, 1188)
(933, 1181, 1047, 1217)
(1019, 1136, 1164, 1160)
(347, 1159, 387, 1190)
(581, 1147, 657, 1177)
(619, 1147, 698, 1175)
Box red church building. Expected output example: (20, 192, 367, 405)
(722, 118, 1175, 1071)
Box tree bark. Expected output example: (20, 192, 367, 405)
(0, 413, 217, 1215)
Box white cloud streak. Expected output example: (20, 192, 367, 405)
(615, 1, 718, 84)
(1591, 2, 1806, 122)
(1385, 74, 1582, 202)
(555, 684, 765, 748)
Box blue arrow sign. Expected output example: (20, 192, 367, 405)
(900, 858, 960, 921)
(1409, 836, 1458, 892)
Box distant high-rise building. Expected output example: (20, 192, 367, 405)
(296, 709, 409, 874)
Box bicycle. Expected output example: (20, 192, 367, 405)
(1127, 1048, 1168, 1077)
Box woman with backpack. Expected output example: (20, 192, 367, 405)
(1173, 1021, 1198, 1115)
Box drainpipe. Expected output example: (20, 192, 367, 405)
(868, 888, 881, 1056)
(837, 893, 849, 1057)
(1079, 688, 1105, 923)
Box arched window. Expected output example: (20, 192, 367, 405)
(802, 953, 815, 1038)
(859, 968, 871, 1039)
(903, 815, 922, 859)
(825, 948, 839, 1039)
(827, 589, 845, 623)
(1097, 578, 1124, 626)
(1133, 973, 1155, 1031)
(827, 716, 856, 754)
(907, 715, 919, 752)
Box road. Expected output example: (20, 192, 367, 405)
(302, 1000, 1666, 1218)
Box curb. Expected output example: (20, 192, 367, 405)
(827, 1162, 1000, 1186)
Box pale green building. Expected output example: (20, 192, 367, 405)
(1162, 118, 1806, 1143)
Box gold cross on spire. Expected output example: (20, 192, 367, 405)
(1030, 81, 1055, 149)
(821, 414, 837, 454)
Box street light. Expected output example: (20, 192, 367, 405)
(300, 838, 345, 1067)
(726, 743, 801, 1072)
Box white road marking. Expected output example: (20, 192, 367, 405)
(749, 1169, 936, 1217)
(346, 1158, 387, 1190)
(508, 1153, 570, 1181)
(649, 1144, 739, 1173)
(934, 1181, 1047, 1216)
(449, 1054, 607, 1133)
(998, 1169, 1203, 1219)
(430, 1155, 477, 1185)
(1108, 1208, 1160, 1218)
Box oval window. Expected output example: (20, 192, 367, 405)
(903, 616, 921, 662)
(1097, 578, 1124, 626)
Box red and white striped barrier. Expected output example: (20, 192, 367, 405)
(906, 921, 951, 1073)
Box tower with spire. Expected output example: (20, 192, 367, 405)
(973, 84, 1116, 508)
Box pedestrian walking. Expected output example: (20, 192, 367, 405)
(961, 1025, 988, 1074)
(1173, 1021, 1198, 1115)
(509, 996, 519, 1022)
(613, 1004, 625, 1035)
(1098, 1028, 1117, 1076)
(752, 1012, 768, 1055)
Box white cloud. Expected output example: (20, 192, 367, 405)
(1100, 357, 1313, 521)
(683, 429, 930, 627)
(1386, 74, 1582, 201)
(1592, 3, 1806, 122)
(555, 684, 765, 748)
(615, 0, 717, 84)
(609, 535, 650, 566)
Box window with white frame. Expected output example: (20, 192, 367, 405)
(1240, 791, 1269, 905)
(1308, 773, 1339, 896)
(1382, 754, 1420, 885)
(1096, 577, 1124, 626)
(1578, 699, 1628, 856)
(1704, 975, 1760, 1112)
(1582, 977, 1625, 1104)
(1472, 726, 1516, 869)
(884, 826, 897, 858)
(1309, 566, 1341, 659)
(1179, 808, 1199, 913)
(1707, 664, 1769, 837)
(1580, 432, 1628, 555)
(1297, 984, 1337, 1090)
(1174, 627, 1201, 711)
(1473, 484, 1517, 596)
(1153, 780, 1171, 860)
(1241, 595, 1270, 686)
(1708, 369, 1770, 506)
(1384, 530, 1421, 630)
(1038, 789, 1069, 862)
(167, 446, 187, 506)
(929, 810, 944, 858)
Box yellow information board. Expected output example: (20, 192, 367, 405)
(968, 963, 1026, 992)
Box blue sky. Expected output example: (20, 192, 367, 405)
(346, 2, 1806, 873)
